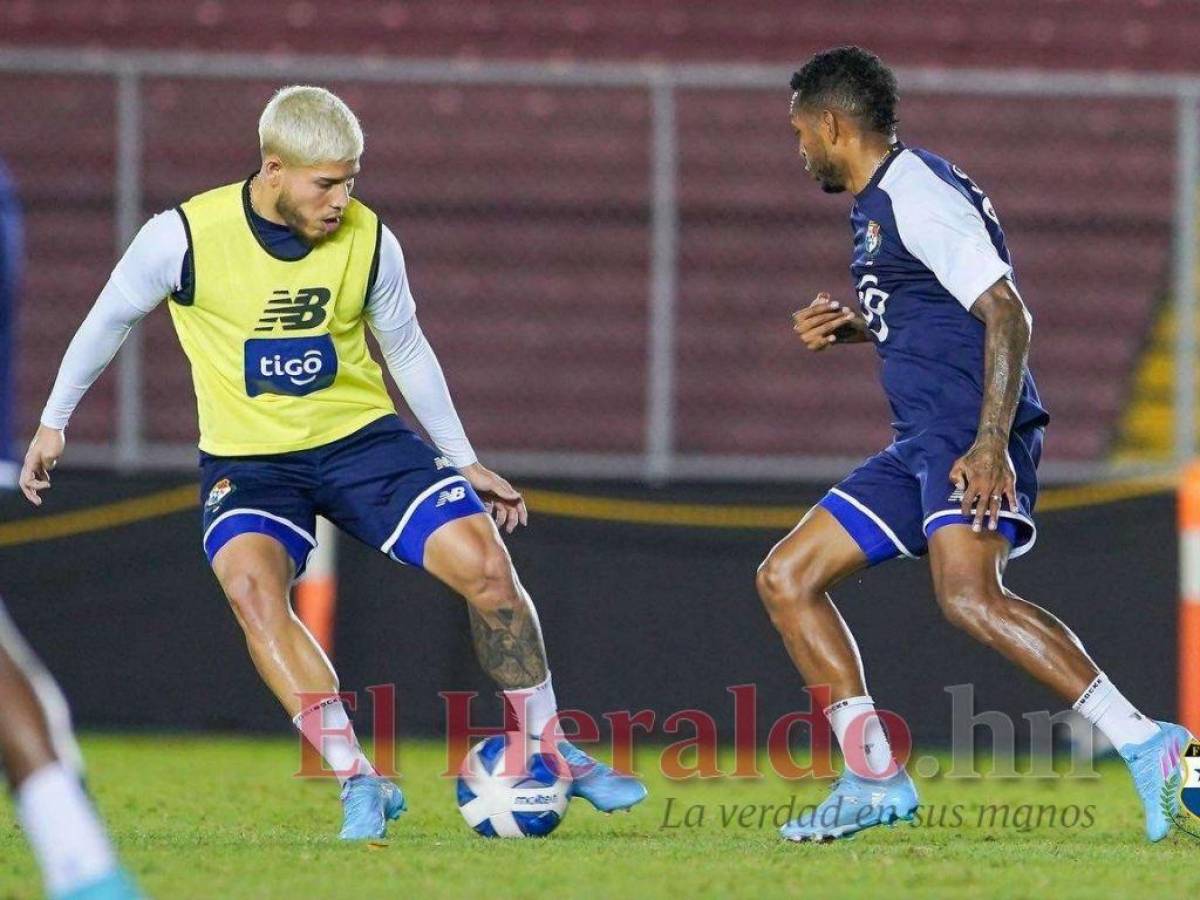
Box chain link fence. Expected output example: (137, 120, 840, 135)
(1, 51, 1196, 482)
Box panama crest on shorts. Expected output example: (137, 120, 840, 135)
(205, 477, 234, 511)
(1181, 739, 1200, 823)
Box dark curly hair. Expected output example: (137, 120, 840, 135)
(790, 46, 899, 136)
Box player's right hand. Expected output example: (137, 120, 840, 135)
(792, 292, 866, 351)
(19, 424, 65, 506)
(461, 462, 528, 534)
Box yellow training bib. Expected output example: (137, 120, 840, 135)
(170, 179, 396, 456)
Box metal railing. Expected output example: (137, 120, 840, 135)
(1, 47, 1197, 483)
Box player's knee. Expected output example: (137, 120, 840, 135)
(756, 547, 824, 619)
(755, 558, 787, 614)
(223, 571, 287, 635)
(461, 541, 518, 614)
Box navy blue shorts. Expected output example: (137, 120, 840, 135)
(818, 423, 1043, 565)
(199, 415, 486, 577)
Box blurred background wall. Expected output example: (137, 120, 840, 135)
(0, 473, 1179, 745)
(1, 0, 1197, 479)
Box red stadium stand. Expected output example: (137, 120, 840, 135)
(1, 1, 1196, 73)
(0, 3, 1181, 465)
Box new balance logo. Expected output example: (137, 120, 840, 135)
(948, 488, 965, 503)
(254, 287, 332, 332)
(434, 456, 451, 470)
(436, 486, 467, 507)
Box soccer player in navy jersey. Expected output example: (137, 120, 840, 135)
(758, 46, 1193, 842)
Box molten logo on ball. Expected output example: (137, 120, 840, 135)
(456, 735, 572, 838)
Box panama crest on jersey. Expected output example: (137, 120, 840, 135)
(865, 221, 883, 257)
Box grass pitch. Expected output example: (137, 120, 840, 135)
(0, 734, 1195, 898)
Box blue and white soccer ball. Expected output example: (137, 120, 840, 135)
(456, 735, 572, 838)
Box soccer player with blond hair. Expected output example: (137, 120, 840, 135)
(20, 85, 645, 839)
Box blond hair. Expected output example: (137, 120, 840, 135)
(258, 85, 363, 166)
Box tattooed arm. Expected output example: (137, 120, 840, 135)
(947, 277, 1032, 533)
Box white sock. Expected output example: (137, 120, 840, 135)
(17, 762, 118, 897)
(826, 695, 896, 779)
(504, 671, 559, 741)
(1073, 673, 1159, 749)
(293, 698, 377, 785)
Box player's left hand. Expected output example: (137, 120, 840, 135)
(461, 462, 528, 534)
(948, 432, 1016, 533)
(791, 293, 868, 351)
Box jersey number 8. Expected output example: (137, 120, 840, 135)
(856, 274, 891, 342)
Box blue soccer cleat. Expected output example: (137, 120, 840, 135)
(338, 774, 406, 840)
(781, 769, 918, 842)
(55, 869, 142, 900)
(556, 741, 647, 813)
(1118, 719, 1194, 842)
